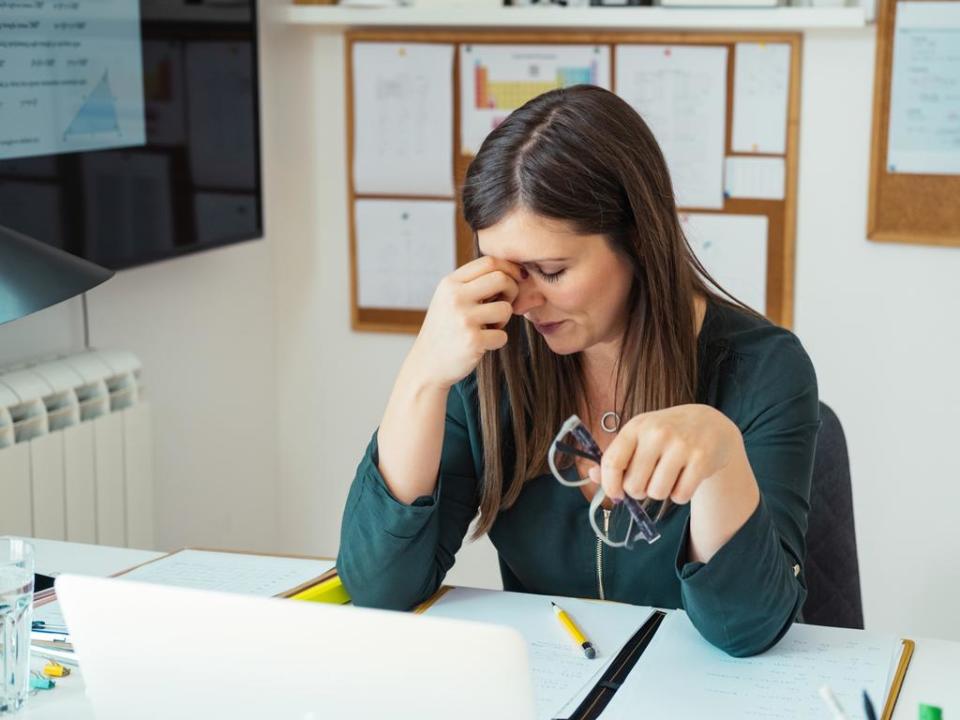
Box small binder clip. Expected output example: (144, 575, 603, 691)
(30, 674, 55, 690)
(43, 661, 70, 678)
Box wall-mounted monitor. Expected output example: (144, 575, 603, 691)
(0, 0, 263, 269)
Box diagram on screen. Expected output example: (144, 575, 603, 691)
(64, 71, 122, 140)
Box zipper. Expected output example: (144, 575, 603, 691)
(596, 508, 611, 601)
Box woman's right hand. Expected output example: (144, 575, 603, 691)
(406, 256, 523, 390)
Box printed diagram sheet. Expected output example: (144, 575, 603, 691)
(0, 0, 146, 160)
(459, 44, 611, 155)
(616, 45, 728, 210)
(352, 42, 455, 196)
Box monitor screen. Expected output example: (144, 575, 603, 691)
(0, 0, 263, 269)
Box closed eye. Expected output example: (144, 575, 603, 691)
(532, 266, 565, 283)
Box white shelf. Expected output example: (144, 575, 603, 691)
(282, 5, 867, 31)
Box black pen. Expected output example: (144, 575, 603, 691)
(863, 690, 877, 720)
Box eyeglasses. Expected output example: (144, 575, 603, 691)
(548, 414, 661, 548)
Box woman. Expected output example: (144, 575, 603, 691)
(337, 85, 819, 657)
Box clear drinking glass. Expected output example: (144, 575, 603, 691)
(0, 539, 34, 715)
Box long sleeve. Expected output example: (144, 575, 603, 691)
(677, 333, 820, 657)
(336, 380, 481, 610)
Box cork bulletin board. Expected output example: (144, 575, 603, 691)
(346, 30, 803, 333)
(868, 0, 960, 247)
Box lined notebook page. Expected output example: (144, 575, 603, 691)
(423, 587, 653, 720)
(116, 550, 334, 597)
(602, 610, 898, 720)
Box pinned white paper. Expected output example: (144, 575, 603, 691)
(887, 1, 960, 175)
(681, 212, 768, 314)
(724, 156, 786, 201)
(355, 199, 456, 310)
(732, 43, 791, 155)
(616, 45, 727, 210)
(352, 43, 454, 196)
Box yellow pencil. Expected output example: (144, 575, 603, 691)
(551, 602, 597, 659)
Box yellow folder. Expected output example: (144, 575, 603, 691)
(290, 574, 350, 605)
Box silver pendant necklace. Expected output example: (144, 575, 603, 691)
(600, 411, 621, 433)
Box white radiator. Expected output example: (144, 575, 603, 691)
(0, 350, 155, 550)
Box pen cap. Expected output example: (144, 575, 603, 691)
(918, 704, 942, 720)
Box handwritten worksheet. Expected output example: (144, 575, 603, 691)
(886, 1, 960, 175)
(422, 587, 653, 720)
(601, 610, 899, 720)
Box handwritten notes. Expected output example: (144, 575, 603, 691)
(602, 610, 898, 720)
(422, 588, 652, 720)
(887, 1, 960, 175)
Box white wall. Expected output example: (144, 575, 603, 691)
(267, 21, 960, 640)
(0, 241, 279, 553)
(0, 300, 85, 369)
(795, 30, 960, 640)
(85, 243, 279, 551)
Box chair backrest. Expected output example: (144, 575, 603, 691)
(803, 402, 864, 629)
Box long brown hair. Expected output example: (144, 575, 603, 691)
(462, 85, 732, 537)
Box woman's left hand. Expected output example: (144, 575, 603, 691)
(591, 404, 746, 505)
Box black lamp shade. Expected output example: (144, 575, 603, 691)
(0, 224, 114, 326)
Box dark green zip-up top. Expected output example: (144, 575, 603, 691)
(337, 300, 820, 657)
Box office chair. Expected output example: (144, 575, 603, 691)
(802, 402, 864, 629)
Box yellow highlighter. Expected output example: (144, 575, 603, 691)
(551, 602, 596, 659)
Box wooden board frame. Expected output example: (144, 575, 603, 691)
(346, 30, 803, 333)
(868, 0, 960, 246)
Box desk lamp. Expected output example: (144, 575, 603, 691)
(0, 224, 114, 326)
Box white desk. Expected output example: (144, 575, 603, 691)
(15, 538, 960, 719)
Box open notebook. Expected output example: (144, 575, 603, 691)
(419, 587, 913, 720)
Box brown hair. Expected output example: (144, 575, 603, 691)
(462, 85, 736, 537)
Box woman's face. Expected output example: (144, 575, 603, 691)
(477, 208, 634, 356)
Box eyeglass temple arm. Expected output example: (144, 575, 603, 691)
(553, 441, 601, 464)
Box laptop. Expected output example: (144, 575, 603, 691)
(55, 574, 537, 720)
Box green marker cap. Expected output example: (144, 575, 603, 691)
(919, 704, 943, 720)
